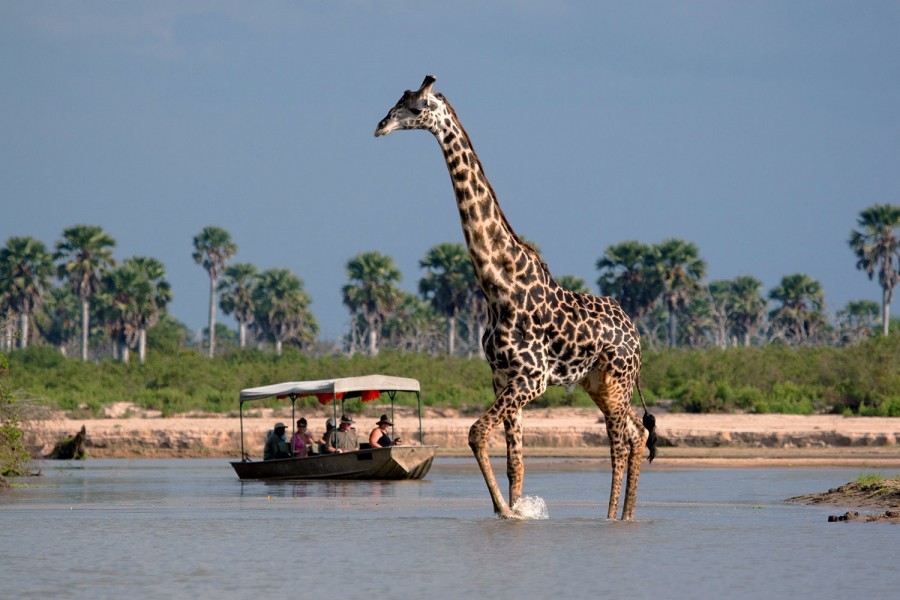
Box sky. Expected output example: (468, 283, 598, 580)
(2, 1, 898, 342)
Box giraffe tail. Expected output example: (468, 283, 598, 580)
(636, 379, 658, 463)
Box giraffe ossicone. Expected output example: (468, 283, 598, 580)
(376, 75, 657, 520)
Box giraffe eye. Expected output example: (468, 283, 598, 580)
(408, 107, 422, 116)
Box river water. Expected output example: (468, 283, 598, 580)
(1, 458, 897, 600)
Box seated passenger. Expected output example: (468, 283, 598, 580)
(325, 415, 359, 454)
(263, 422, 291, 460)
(314, 417, 336, 454)
(369, 414, 402, 448)
(292, 418, 315, 457)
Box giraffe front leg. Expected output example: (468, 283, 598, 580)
(504, 408, 524, 508)
(468, 415, 511, 517)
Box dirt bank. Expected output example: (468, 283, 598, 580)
(788, 477, 900, 523)
(24, 409, 900, 464)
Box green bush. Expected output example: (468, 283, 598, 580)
(1, 353, 30, 477)
(3, 331, 899, 416)
(858, 395, 900, 417)
(750, 382, 816, 414)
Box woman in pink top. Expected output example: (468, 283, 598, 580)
(292, 418, 315, 457)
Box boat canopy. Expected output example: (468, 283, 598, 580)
(239, 374, 421, 403)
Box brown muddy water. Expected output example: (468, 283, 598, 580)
(1, 459, 897, 599)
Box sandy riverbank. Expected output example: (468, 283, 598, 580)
(25, 408, 900, 466)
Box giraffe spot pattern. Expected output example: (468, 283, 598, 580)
(377, 78, 650, 520)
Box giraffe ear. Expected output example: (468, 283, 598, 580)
(419, 75, 437, 95)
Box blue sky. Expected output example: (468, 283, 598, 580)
(2, 1, 898, 341)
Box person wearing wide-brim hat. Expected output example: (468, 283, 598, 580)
(325, 414, 359, 454)
(369, 414, 402, 448)
(264, 422, 291, 460)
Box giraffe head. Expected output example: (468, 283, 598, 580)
(374, 75, 443, 137)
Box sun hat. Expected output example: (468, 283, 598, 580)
(376, 414, 393, 426)
(340, 414, 354, 425)
(326, 417, 336, 429)
(274, 422, 286, 429)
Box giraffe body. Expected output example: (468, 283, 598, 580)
(376, 76, 654, 519)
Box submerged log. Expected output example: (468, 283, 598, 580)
(47, 425, 87, 460)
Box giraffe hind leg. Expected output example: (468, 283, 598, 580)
(604, 420, 629, 519)
(621, 432, 646, 519)
(583, 370, 645, 519)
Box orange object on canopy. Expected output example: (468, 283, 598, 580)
(316, 392, 344, 405)
(361, 390, 380, 402)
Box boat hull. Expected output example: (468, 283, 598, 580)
(230, 445, 436, 481)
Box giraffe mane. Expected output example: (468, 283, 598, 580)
(437, 93, 551, 276)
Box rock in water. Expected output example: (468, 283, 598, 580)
(47, 425, 87, 460)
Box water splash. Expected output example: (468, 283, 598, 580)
(510, 495, 549, 520)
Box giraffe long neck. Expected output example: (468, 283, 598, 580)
(430, 98, 544, 297)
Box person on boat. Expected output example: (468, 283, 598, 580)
(311, 417, 336, 454)
(292, 418, 315, 457)
(369, 414, 401, 448)
(325, 415, 359, 454)
(263, 422, 291, 460)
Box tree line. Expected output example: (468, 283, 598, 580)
(1, 204, 898, 361)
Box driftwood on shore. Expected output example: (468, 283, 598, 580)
(46, 425, 87, 460)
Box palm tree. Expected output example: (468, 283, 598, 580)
(0, 236, 54, 348)
(218, 262, 258, 349)
(768, 273, 826, 345)
(727, 276, 766, 347)
(596, 240, 662, 320)
(37, 286, 80, 356)
(93, 258, 170, 363)
(342, 251, 402, 356)
(125, 257, 172, 364)
(54, 224, 116, 361)
(849, 203, 900, 336)
(704, 280, 732, 348)
(192, 226, 237, 358)
(837, 299, 880, 345)
(382, 292, 443, 353)
(97, 263, 143, 362)
(252, 268, 317, 355)
(419, 243, 471, 355)
(679, 294, 715, 348)
(654, 239, 706, 348)
(0, 287, 15, 350)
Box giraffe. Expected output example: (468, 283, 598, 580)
(375, 75, 657, 519)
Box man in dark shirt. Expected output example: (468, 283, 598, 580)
(264, 422, 291, 460)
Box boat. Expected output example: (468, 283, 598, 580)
(230, 374, 437, 481)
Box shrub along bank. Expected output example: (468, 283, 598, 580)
(6, 332, 900, 418)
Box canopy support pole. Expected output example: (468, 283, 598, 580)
(290, 394, 297, 455)
(388, 390, 397, 439)
(239, 398, 246, 460)
(416, 391, 423, 443)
